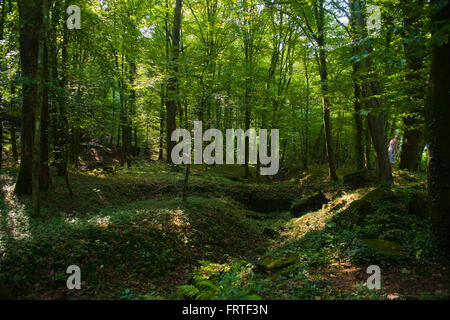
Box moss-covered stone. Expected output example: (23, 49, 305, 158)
(362, 185, 392, 202)
(258, 253, 298, 272)
(338, 185, 391, 225)
(345, 199, 375, 224)
(290, 191, 328, 217)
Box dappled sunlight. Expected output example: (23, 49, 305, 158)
(88, 215, 112, 228)
(0, 175, 31, 241)
(64, 217, 80, 225)
(281, 188, 369, 241)
(167, 209, 191, 245)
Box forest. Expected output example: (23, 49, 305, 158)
(0, 0, 449, 300)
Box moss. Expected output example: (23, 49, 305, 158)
(258, 253, 298, 272)
(290, 191, 328, 217)
(339, 185, 392, 225)
(362, 239, 406, 258)
(362, 185, 391, 202)
(345, 199, 375, 224)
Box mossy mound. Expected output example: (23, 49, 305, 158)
(361, 239, 407, 258)
(0, 196, 267, 299)
(340, 185, 391, 225)
(290, 191, 328, 217)
(258, 253, 298, 273)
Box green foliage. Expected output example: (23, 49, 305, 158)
(0, 0, 446, 300)
(177, 260, 261, 300)
(120, 288, 140, 300)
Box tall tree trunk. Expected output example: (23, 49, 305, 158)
(15, 0, 42, 195)
(10, 85, 18, 163)
(312, 124, 324, 164)
(119, 39, 128, 167)
(303, 54, 310, 170)
(364, 119, 372, 170)
(165, 0, 182, 162)
(57, 7, 71, 190)
(5, 0, 17, 167)
(159, 84, 165, 161)
(32, 0, 48, 216)
(350, 0, 371, 172)
(71, 126, 79, 167)
(350, 0, 392, 183)
(316, 0, 337, 181)
(182, 111, 190, 202)
(40, 32, 50, 191)
(352, 53, 364, 170)
(50, 1, 68, 177)
(400, 116, 423, 171)
(244, 78, 250, 179)
(127, 59, 136, 167)
(399, 0, 427, 171)
(243, 0, 253, 179)
(427, 0, 450, 256)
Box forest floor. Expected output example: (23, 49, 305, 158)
(0, 161, 449, 300)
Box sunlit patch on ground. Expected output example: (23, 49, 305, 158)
(280, 189, 367, 241)
(89, 215, 111, 228)
(0, 174, 31, 241)
(1, 165, 448, 300)
(168, 209, 191, 245)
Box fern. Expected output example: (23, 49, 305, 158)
(177, 259, 261, 300)
(176, 285, 200, 298)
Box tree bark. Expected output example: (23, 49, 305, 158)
(352, 49, 364, 170)
(399, 0, 427, 171)
(350, 0, 391, 183)
(316, 0, 337, 181)
(159, 83, 165, 161)
(303, 54, 310, 170)
(166, 0, 182, 162)
(40, 31, 50, 191)
(364, 119, 372, 169)
(32, 0, 48, 216)
(15, 0, 42, 195)
(427, 0, 450, 257)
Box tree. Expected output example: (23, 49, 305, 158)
(166, 0, 183, 162)
(297, 0, 338, 181)
(15, 0, 42, 195)
(427, 0, 450, 256)
(350, 0, 392, 183)
(32, 0, 49, 216)
(398, 0, 428, 171)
